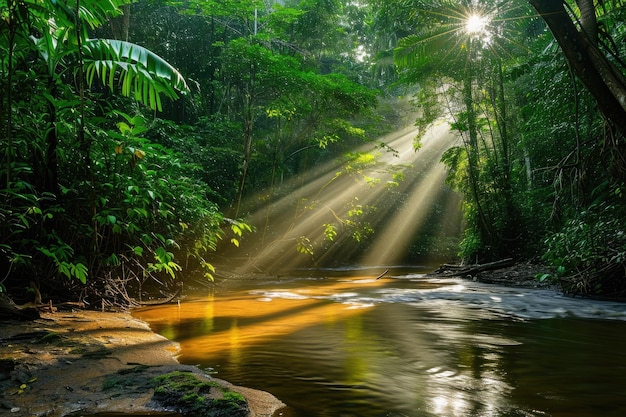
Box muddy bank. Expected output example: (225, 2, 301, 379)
(427, 261, 556, 288)
(0, 310, 285, 417)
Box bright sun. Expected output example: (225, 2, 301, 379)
(465, 13, 489, 34)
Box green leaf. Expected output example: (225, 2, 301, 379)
(72, 263, 88, 284)
(83, 39, 189, 110)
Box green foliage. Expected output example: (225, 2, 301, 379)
(0, 0, 233, 305)
(541, 191, 626, 294)
(37, 238, 88, 284)
(10, 0, 625, 299)
(323, 223, 338, 241)
(227, 219, 254, 249)
(296, 236, 315, 256)
(84, 39, 189, 111)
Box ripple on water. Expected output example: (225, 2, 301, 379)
(250, 277, 626, 321)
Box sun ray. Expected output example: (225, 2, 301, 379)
(361, 123, 459, 266)
(215, 116, 463, 274)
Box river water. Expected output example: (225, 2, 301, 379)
(134, 268, 626, 417)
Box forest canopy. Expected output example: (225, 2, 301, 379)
(1, 0, 626, 307)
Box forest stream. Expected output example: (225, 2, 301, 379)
(134, 267, 626, 417)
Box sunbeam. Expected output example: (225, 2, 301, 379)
(465, 14, 489, 35)
(361, 123, 460, 267)
(216, 117, 462, 274)
(401, 1, 538, 72)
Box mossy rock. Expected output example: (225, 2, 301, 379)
(151, 370, 248, 417)
(34, 331, 64, 344)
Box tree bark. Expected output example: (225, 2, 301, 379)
(528, 0, 626, 135)
(463, 46, 493, 248)
(576, 0, 598, 45)
(110, 4, 130, 41)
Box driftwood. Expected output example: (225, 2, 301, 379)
(431, 258, 515, 277)
(375, 269, 389, 280)
(38, 301, 86, 312)
(136, 290, 180, 306)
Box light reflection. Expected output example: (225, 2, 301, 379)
(431, 395, 447, 414)
(228, 318, 242, 368)
(135, 277, 386, 365)
(217, 119, 462, 274)
(135, 275, 626, 416)
(138, 276, 527, 416)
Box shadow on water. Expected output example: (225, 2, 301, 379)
(134, 270, 626, 417)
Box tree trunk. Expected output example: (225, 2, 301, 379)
(110, 4, 130, 41)
(463, 48, 493, 248)
(234, 91, 254, 218)
(529, 0, 626, 135)
(576, 0, 598, 45)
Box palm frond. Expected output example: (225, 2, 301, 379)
(83, 39, 189, 111)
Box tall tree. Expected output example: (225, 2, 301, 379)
(391, 0, 534, 260)
(529, 0, 626, 138)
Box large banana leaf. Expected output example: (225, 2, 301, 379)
(83, 39, 189, 111)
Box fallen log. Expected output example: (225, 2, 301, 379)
(432, 258, 515, 277)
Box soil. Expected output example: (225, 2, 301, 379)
(0, 309, 286, 417)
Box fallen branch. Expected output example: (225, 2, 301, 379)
(375, 269, 389, 280)
(135, 290, 180, 306)
(432, 258, 515, 277)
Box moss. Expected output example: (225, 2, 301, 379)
(221, 390, 246, 403)
(34, 332, 64, 344)
(151, 371, 249, 417)
(118, 364, 150, 374)
(102, 376, 126, 391)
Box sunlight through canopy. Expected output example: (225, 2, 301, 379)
(465, 14, 489, 34)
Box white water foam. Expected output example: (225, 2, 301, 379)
(250, 276, 626, 321)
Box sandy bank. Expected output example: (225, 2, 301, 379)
(0, 310, 285, 417)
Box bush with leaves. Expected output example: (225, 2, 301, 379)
(0, 0, 252, 308)
(541, 186, 626, 296)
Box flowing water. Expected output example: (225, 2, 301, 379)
(134, 268, 626, 417)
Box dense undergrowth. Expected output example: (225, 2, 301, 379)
(2, 0, 626, 306)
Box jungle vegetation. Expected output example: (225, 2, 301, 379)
(1, 0, 625, 308)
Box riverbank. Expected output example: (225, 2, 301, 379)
(427, 261, 556, 289)
(0, 309, 285, 417)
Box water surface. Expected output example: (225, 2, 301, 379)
(134, 269, 626, 416)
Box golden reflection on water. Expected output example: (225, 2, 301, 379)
(136, 276, 519, 416)
(134, 275, 626, 417)
(135, 277, 385, 366)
